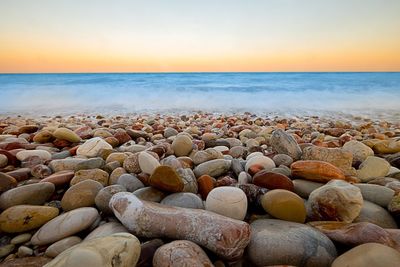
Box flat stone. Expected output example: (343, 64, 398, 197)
(342, 140, 374, 163)
(247, 219, 336, 267)
(291, 160, 346, 183)
(71, 168, 109, 186)
(308, 180, 363, 223)
(192, 148, 223, 165)
(74, 157, 105, 171)
(270, 129, 302, 160)
(31, 207, 100, 245)
(40, 170, 75, 186)
(0, 205, 59, 233)
(53, 128, 81, 143)
(33, 130, 54, 143)
(48, 158, 86, 172)
(357, 156, 391, 182)
(194, 159, 232, 178)
(261, 189, 306, 223)
(45, 236, 82, 258)
(373, 140, 400, 154)
(354, 200, 397, 229)
(84, 221, 129, 241)
(355, 183, 395, 207)
(161, 192, 204, 209)
(331, 243, 400, 267)
(293, 179, 323, 199)
(76, 137, 112, 158)
(16, 149, 52, 161)
(0, 182, 55, 210)
(94, 185, 126, 214)
(272, 153, 293, 167)
(61, 180, 104, 211)
(205, 186, 247, 220)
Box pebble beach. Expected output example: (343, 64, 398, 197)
(0, 112, 400, 266)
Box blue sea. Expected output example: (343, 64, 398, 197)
(0, 72, 399, 118)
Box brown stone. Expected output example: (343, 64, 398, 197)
(149, 165, 184, 192)
(253, 170, 294, 191)
(291, 160, 345, 183)
(0, 256, 52, 267)
(40, 170, 75, 187)
(197, 175, 214, 199)
(0, 172, 17, 193)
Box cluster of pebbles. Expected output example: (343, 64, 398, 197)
(0, 113, 400, 267)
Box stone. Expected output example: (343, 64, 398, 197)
(0, 172, 17, 193)
(357, 156, 391, 182)
(49, 158, 86, 172)
(153, 240, 213, 267)
(194, 159, 231, 178)
(293, 179, 323, 199)
(133, 187, 166, 202)
(331, 243, 400, 267)
(33, 130, 54, 143)
(105, 152, 128, 165)
(373, 140, 400, 154)
(272, 153, 293, 167)
(31, 164, 52, 179)
(161, 192, 204, 209)
(31, 207, 100, 245)
(117, 173, 144, 192)
(74, 157, 105, 171)
(40, 170, 75, 186)
(61, 180, 103, 211)
(138, 151, 160, 175)
(164, 127, 178, 138)
(16, 150, 52, 162)
(53, 128, 81, 143)
(308, 180, 363, 223)
(44, 233, 141, 267)
(291, 160, 346, 183)
(389, 194, 400, 215)
(110, 192, 250, 261)
(0, 256, 52, 266)
(10, 233, 32, 245)
(354, 200, 397, 228)
(95, 185, 126, 215)
(302, 146, 354, 176)
(247, 219, 336, 267)
(197, 174, 214, 200)
(192, 148, 223, 165)
(149, 165, 184, 192)
(171, 135, 193, 157)
(205, 186, 247, 220)
(261, 189, 306, 223)
(76, 137, 112, 158)
(84, 222, 129, 241)
(245, 156, 275, 174)
(70, 168, 109, 186)
(342, 140, 374, 163)
(0, 154, 8, 168)
(252, 170, 294, 191)
(45, 236, 82, 258)
(137, 239, 164, 267)
(0, 205, 59, 233)
(17, 245, 33, 257)
(108, 167, 126, 185)
(270, 129, 302, 160)
(0, 182, 55, 210)
(355, 183, 395, 207)
(0, 244, 15, 258)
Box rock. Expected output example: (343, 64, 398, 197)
(302, 146, 354, 176)
(149, 165, 184, 192)
(110, 192, 250, 260)
(45, 236, 82, 258)
(10, 233, 32, 245)
(272, 153, 293, 167)
(161, 192, 204, 209)
(0, 244, 15, 258)
(308, 180, 363, 223)
(291, 160, 345, 183)
(357, 156, 391, 182)
(17, 245, 33, 257)
(354, 183, 394, 207)
(373, 140, 400, 154)
(331, 243, 400, 267)
(164, 127, 178, 138)
(193, 159, 231, 178)
(76, 137, 112, 158)
(0, 182, 55, 210)
(389, 194, 400, 215)
(0, 154, 8, 168)
(0, 205, 59, 233)
(16, 149, 52, 162)
(133, 187, 166, 202)
(44, 233, 141, 267)
(71, 168, 109, 186)
(245, 156, 275, 174)
(261, 189, 306, 223)
(48, 158, 86, 172)
(309, 221, 399, 250)
(108, 167, 126, 185)
(354, 200, 397, 229)
(137, 239, 164, 267)
(270, 129, 302, 160)
(197, 174, 214, 200)
(153, 240, 213, 267)
(74, 157, 105, 171)
(0, 172, 17, 193)
(53, 128, 81, 143)
(40, 170, 75, 186)
(31, 164, 52, 179)
(33, 130, 54, 143)
(61, 180, 103, 211)
(205, 186, 247, 220)
(342, 140, 374, 163)
(84, 222, 128, 241)
(293, 179, 323, 199)
(192, 148, 223, 165)
(252, 170, 294, 191)
(247, 219, 336, 267)
(0, 256, 52, 267)
(171, 135, 193, 157)
(31, 207, 100, 245)
(117, 173, 144, 192)
(138, 151, 160, 175)
(95, 185, 126, 215)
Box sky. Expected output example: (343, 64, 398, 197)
(0, 0, 399, 73)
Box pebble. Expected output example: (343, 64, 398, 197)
(357, 156, 391, 182)
(94, 185, 126, 214)
(138, 151, 160, 175)
(308, 180, 363, 223)
(252, 170, 294, 191)
(16, 149, 52, 162)
(354, 200, 398, 228)
(133, 187, 166, 202)
(40, 170, 75, 186)
(342, 140, 374, 163)
(53, 127, 82, 143)
(355, 183, 395, 207)
(261, 189, 306, 223)
(270, 129, 302, 160)
(0, 154, 8, 167)
(247, 219, 337, 266)
(76, 137, 112, 158)
(193, 159, 232, 177)
(84, 221, 128, 241)
(17, 245, 33, 257)
(272, 153, 293, 167)
(0, 172, 17, 193)
(117, 173, 144, 192)
(171, 134, 193, 156)
(149, 165, 184, 192)
(10, 233, 32, 245)
(0, 244, 15, 258)
(61, 180, 104, 211)
(293, 179, 323, 198)
(291, 160, 346, 183)
(45, 236, 82, 258)
(161, 192, 204, 209)
(137, 239, 164, 267)
(206, 186, 248, 220)
(110, 192, 250, 260)
(70, 168, 109, 186)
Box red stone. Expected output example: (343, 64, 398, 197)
(197, 174, 214, 200)
(252, 170, 294, 191)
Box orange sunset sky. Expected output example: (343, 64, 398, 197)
(1, 0, 400, 73)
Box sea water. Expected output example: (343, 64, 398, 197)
(0, 72, 399, 119)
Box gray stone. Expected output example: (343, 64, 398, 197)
(161, 192, 204, 209)
(270, 129, 302, 160)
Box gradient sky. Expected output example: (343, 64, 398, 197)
(1, 0, 400, 73)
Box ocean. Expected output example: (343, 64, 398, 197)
(0, 72, 399, 119)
